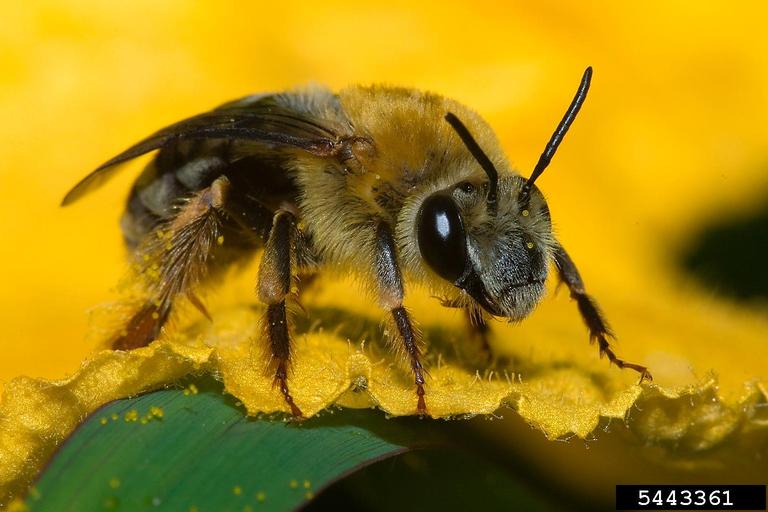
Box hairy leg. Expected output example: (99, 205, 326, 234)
(465, 306, 492, 359)
(553, 244, 652, 382)
(374, 221, 428, 414)
(112, 176, 229, 350)
(256, 210, 304, 417)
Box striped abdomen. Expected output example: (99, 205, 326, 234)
(120, 140, 299, 250)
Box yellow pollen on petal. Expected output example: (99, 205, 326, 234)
(232, 485, 242, 495)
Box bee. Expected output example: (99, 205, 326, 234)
(63, 67, 651, 417)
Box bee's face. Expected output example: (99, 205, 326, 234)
(416, 175, 554, 320)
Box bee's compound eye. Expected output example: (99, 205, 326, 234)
(416, 193, 468, 283)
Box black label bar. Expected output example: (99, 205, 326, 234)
(616, 485, 766, 510)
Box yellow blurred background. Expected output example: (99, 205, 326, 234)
(2, 0, 768, 507)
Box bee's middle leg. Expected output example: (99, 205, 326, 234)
(375, 221, 428, 414)
(257, 210, 303, 417)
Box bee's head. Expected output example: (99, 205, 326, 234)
(416, 175, 552, 319)
(416, 67, 592, 319)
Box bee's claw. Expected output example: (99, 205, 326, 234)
(416, 385, 427, 416)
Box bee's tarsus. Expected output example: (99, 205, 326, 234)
(554, 243, 652, 383)
(111, 303, 167, 350)
(273, 361, 304, 419)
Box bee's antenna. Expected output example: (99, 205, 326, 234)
(521, 66, 592, 206)
(445, 112, 498, 215)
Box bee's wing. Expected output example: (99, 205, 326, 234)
(62, 95, 343, 206)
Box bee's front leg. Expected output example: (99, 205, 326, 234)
(465, 307, 493, 362)
(257, 210, 304, 418)
(553, 244, 652, 382)
(374, 221, 428, 414)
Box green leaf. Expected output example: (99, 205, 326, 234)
(26, 378, 432, 512)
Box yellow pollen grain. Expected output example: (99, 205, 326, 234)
(140, 418, 148, 424)
(243, 506, 254, 512)
(526, 242, 534, 249)
(124, 409, 138, 422)
(232, 485, 242, 496)
(150, 406, 164, 418)
(100, 417, 108, 425)
(304, 491, 314, 500)
(189, 507, 199, 512)
(256, 491, 266, 502)
(111, 413, 119, 421)
(217, 235, 225, 245)
(289, 479, 298, 489)
(151, 312, 160, 320)
(303, 480, 311, 489)
(188, 383, 199, 395)
(109, 477, 120, 489)
(522, 209, 530, 217)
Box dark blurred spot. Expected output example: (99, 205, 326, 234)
(681, 199, 768, 300)
(305, 449, 565, 512)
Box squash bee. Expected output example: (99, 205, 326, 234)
(63, 67, 651, 417)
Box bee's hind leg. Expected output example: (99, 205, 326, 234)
(374, 221, 428, 415)
(112, 176, 229, 350)
(256, 210, 304, 418)
(553, 244, 652, 383)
